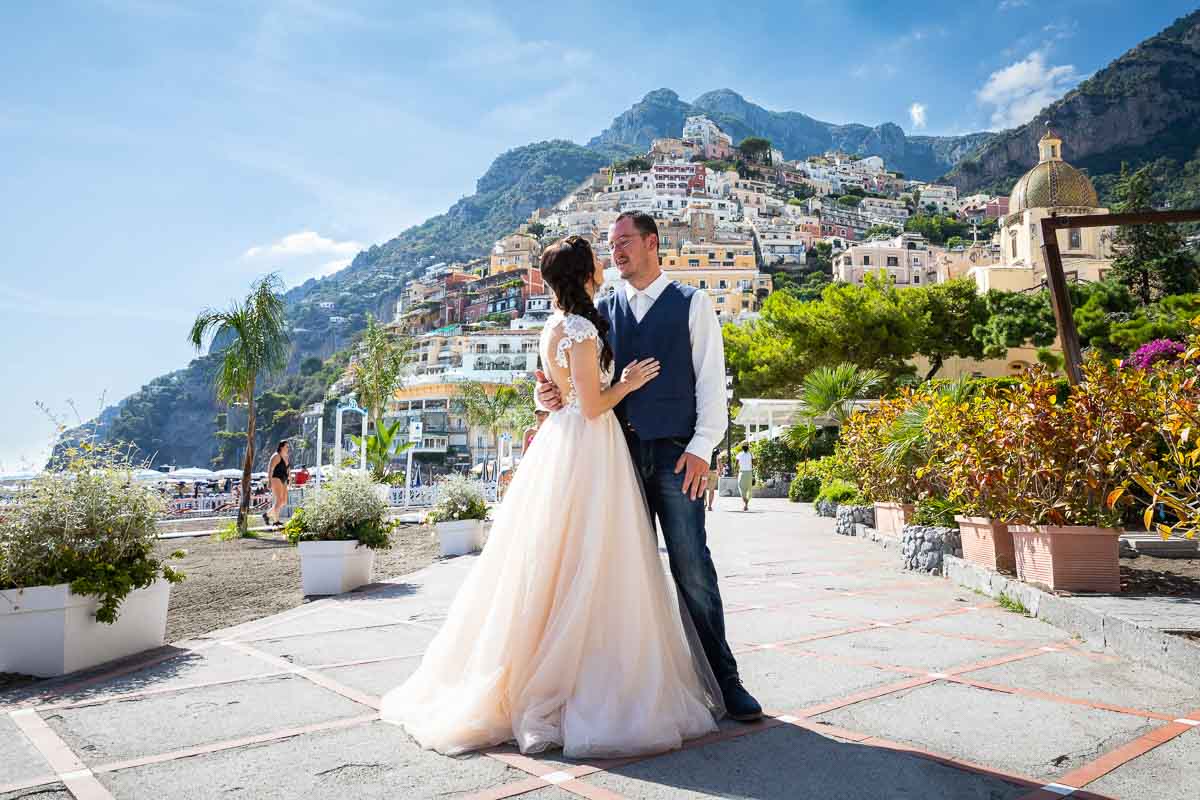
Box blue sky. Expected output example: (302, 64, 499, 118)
(1, 0, 1195, 468)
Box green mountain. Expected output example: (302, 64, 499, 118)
(943, 9, 1200, 210)
(588, 88, 994, 181)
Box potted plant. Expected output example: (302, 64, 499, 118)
(0, 449, 185, 677)
(286, 472, 393, 595)
(426, 474, 489, 556)
(929, 389, 1018, 574)
(998, 360, 1156, 592)
(840, 394, 921, 535)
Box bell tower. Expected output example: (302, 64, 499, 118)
(1038, 125, 1063, 163)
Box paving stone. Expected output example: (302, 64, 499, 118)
(234, 604, 405, 640)
(724, 607, 861, 646)
(816, 680, 1160, 781)
(35, 645, 283, 707)
(0, 713, 53, 787)
(1087, 731, 1200, 800)
(319, 656, 422, 697)
(0, 783, 72, 800)
(734, 648, 908, 713)
(964, 650, 1200, 718)
(251, 623, 435, 667)
(797, 625, 1015, 671)
(903, 606, 1071, 645)
(45, 673, 369, 765)
(96, 720, 528, 800)
(583, 722, 1034, 799)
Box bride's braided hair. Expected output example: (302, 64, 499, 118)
(540, 235, 613, 370)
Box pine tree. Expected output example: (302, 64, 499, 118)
(1108, 164, 1198, 305)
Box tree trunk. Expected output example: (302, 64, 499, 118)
(239, 384, 257, 533)
(924, 356, 944, 382)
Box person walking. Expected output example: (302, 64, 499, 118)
(264, 441, 290, 527)
(706, 451, 722, 512)
(736, 443, 753, 512)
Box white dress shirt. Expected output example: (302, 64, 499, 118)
(623, 272, 728, 462)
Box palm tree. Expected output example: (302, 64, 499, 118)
(353, 313, 412, 430)
(189, 274, 289, 532)
(458, 380, 534, 486)
(799, 363, 886, 427)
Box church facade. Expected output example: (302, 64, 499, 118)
(969, 129, 1115, 293)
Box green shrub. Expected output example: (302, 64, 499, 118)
(425, 474, 489, 524)
(0, 448, 184, 624)
(912, 497, 961, 527)
(788, 474, 821, 503)
(286, 472, 394, 549)
(816, 479, 864, 506)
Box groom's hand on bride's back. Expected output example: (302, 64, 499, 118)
(535, 370, 563, 411)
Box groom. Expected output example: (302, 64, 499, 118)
(537, 211, 762, 722)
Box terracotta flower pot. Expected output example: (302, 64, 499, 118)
(956, 516, 1015, 574)
(874, 502, 914, 536)
(1010, 525, 1121, 593)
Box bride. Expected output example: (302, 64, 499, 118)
(380, 236, 723, 757)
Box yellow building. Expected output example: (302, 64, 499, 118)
(969, 129, 1114, 292)
(663, 240, 757, 270)
(664, 268, 773, 319)
(490, 233, 543, 275)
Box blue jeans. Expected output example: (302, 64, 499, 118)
(629, 435, 739, 683)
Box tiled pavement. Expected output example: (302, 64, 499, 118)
(3, 499, 1199, 799)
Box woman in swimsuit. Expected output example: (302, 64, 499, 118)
(265, 441, 290, 527)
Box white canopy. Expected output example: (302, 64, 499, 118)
(0, 470, 38, 483)
(166, 468, 217, 481)
(213, 468, 244, 479)
(131, 469, 171, 483)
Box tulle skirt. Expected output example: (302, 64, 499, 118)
(380, 407, 722, 757)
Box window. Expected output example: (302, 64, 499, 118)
(699, 280, 708, 289)
(717, 296, 725, 304)
(1011, 236, 1017, 258)
(688, 258, 700, 267)
(914, 274, 921, 284)
(862, 255, 871, 265)
(1069, 229, 1082, 250)
(719, 280, 728, 289)
(474, 344, 488, 353)
(886, 256, 898, 267)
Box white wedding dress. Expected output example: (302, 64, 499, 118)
(380, 312, 722, 757)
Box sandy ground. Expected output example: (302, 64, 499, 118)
(154, 524, 440, 643)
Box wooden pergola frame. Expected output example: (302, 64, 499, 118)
(1039, 209, 1200, 384)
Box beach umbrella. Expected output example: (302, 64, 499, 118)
(0, 470, 38, 483)
(168, 468, 217, 481)
(213, 468, 244, 479)
(131, 469, 170, 483)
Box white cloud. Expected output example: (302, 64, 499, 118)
(976, 50, 1082, 130)
(242, 230, 362, 261)
(998, 0, 1029, 9)
(908, 102, 927, 130)
(240, 230, 364, 282)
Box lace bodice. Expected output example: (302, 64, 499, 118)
(544, 313, 613, 411)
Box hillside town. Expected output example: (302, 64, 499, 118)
(314, 117, 1118, 476)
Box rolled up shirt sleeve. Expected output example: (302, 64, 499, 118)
(686, 289, 728, 462)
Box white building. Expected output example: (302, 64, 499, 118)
(835, 232, 939, 286)
(682, 115, 734, 159)
(859, 197, 911, 226)
(918, 184, 959, 215)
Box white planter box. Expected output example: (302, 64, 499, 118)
(0, 579, 171, 678)
(435, 519, 486, 557)
(298, 540, 375, 596)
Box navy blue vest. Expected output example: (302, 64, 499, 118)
(598, 281, 698, 441)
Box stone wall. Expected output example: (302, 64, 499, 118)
(835, 505, 875, 536)
(901, 524, 963, 575)
(815, 499, 838, 518)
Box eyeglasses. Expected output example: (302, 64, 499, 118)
(611, 234, 647, 251)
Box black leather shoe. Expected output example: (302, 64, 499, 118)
(720, 675, 763, 722)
